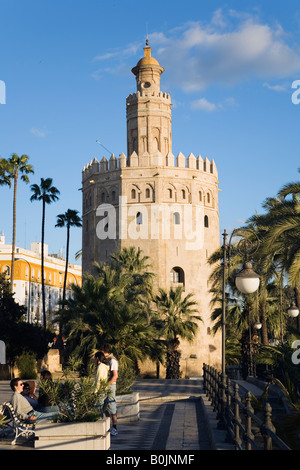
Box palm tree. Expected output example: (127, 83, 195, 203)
(58, 261, 159, 372)
(55, 209, 82, 306)
(0, 159, 11, 187)
(251, 178, 300, 330)
(110, 246, 151, 273)
(30, 178, 60, 327)
(0, 154, 34, 292)
(154, 286, 201, 379)
(110, 246, 155, 302)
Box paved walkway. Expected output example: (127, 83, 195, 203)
(0, 378, 233, 451)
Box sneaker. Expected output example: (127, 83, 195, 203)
(110, 426, 118, 436)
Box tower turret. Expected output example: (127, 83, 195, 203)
(131, 40, 164, 94)
(126, 41, 172, 158)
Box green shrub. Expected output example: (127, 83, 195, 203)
(39, 375, 109, 422)
(116, 365, 136, 395)
(15, 352, 37, 379)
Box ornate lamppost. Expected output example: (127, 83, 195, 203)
(221, 228, 260, 377)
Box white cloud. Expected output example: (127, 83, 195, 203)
(91, 10, 300, 93)
(191, 98, 217, 112)
(30, 127, 49, 138)
(92, 42, 140, 63)
(149, 11, 300, 92)
(263, 82, 288, 92)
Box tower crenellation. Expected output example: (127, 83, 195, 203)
(82, 151, 218, 180)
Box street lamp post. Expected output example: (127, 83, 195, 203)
(221, 228, 260, 376)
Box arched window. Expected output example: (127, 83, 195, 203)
(111, 190, 116, 202)
(204, 215, 209, 228)
(168, 188, 172, 198)
(136, 212, 143, 225)
(182, 189, 186, 199)
(206, 193, 210, 204)
(101, 192, 106, 203)
(199, 191, 202, 202)
(170, 267, 185, 285)
(146, 188, 150, 198)
(173, 212, 180, 225)
(131, 188, 136, 199)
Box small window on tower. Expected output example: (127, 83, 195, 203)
(173, 212, 180, 225)
(143, 82, 151, 88)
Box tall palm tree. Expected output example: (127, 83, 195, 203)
(0, 154, 34, 292)
(154, 286, 201, 379)
(30, 178, 60, 328)
(55, 209, 82, 306)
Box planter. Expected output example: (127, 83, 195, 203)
(34, 417, 111, 450)
(116, 392, 139, 422)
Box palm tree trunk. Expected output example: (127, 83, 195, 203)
(166, 340, 181, 379)
(62, 224, 70, 307)
(41, 198, 46, 328)
(10, 172, 17, 292)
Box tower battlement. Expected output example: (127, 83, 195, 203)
(126, 90, 171, 102)
(82, 151, 217, 180)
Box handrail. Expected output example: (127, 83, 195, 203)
(203, 364, 291, 451)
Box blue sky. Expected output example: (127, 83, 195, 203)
(0, 0, 300, 264)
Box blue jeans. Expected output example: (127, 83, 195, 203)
(104, 383, 117, 415)
(29, 409, 59, 421)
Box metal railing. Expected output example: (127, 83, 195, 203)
(203, 364, 291, 450)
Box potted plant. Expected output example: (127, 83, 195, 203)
(34, 374, 111, 450)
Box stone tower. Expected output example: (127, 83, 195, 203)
(82, 42, 221, 375)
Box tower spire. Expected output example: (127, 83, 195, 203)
(146, 22, 149, 46)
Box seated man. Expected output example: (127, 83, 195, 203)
(10, 378, 59, 422)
